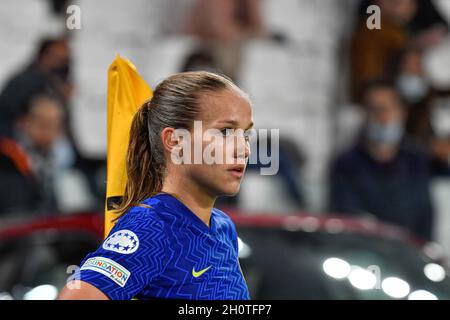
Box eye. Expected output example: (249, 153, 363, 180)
(244, 130, 254, 142)
(220, 128, 234, 137)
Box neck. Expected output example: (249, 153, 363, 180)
(161, 174, 216, 227)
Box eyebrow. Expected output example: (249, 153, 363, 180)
(217, 120, 254, 130)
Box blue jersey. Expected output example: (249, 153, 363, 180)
(78, 193, 250, 300)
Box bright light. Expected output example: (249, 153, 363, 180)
(348, 267, 377, 290)
(381, 277, 410, 298)
(237, 237, 252, 259)
(423, 242, 445, 260)
(283, 216, 304, 232)
(300, 217, 320, 233)
(324, 219, 345, 234)
(23, 284, 58, 300)
(408, 290, 438, 300)
(424, 263, 446, 282)
(323, 258, 351, 279)
(0, 292, 13, 300)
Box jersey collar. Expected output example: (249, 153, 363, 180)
(152, 192, 216, 234)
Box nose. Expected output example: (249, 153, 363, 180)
(234, 134, 250, 161)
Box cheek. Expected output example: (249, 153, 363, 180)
(212, 137, 238, 164)
(224, 138, 235, 157)
(187, 165, 220, 190)
(191, 164, 223, 181)
(200, 136, 230, 164)
(186, 164, 242, 196)
(188, 164, 228, 184)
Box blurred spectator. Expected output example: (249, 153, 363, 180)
(0, 37, 73, 136)
(182, 0, 265, 80)
(408, 0, 449, 49)
(350, 0, 417, 101)
(391, 46, 435, 142)
(180, 49, 219, 73)
(351, 0, 449, 102)
(48, 0, 71, 16)
(358, 0, 449, 42)
(390, 46, 450, 176)
(0, 93, 74, 215)
(330, 79, 434, 240)
(0, 35, 103, 203)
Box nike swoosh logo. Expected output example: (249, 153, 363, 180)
(192, 265, 212, 278)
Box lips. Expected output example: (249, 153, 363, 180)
(227, 165, 245, 178)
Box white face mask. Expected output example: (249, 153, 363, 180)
(366, 120, 404, 146)
(396, 74, 430, 104)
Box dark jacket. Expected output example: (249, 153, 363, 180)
(330, 140, 434, 240)
(0, 137, 55, 215)
(0, 65, 56, 136)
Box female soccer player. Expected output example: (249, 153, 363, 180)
(58, 71, 253, 300)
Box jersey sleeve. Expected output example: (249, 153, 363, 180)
(76, 208, 166, 300)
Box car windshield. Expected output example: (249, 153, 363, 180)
(237, 227, 450, 300)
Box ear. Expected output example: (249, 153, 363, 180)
(160, 127, 179, 154)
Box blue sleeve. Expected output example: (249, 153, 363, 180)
(77, 208, 166, 300)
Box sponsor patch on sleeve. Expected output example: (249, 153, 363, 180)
(81, 257, 130, 287)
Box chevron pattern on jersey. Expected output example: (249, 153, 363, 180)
(78, 193, 250, 300)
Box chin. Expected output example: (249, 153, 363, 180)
(220, 185, 241, 197)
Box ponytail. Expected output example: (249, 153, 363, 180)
(115, 102, 164, 218)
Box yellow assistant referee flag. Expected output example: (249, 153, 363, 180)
(105, 55, 152, 237)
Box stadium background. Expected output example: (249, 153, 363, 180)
(1, 0, 450, 300)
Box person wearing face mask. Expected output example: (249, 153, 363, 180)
(0, 37, 99, 203)
(0, 93, 74, 215)
(0, 37, 73, 137)
(393, 47, 433, 131)
(392, 47, 450, 176)
(397, 73, 430, 105)
(330, 79, 434, 241)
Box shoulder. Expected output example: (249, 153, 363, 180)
(212, 208, 237, 234)
(399, 140, 431, 171)
(212, 207, 232, 222)
(117, 204, 163, 227)
(107, 204, 168, 248)
(0, 137, 32, 176)
(79, 203, 168, 298)
(212, 208, 239, 253)
(400, 139, 429, 159)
